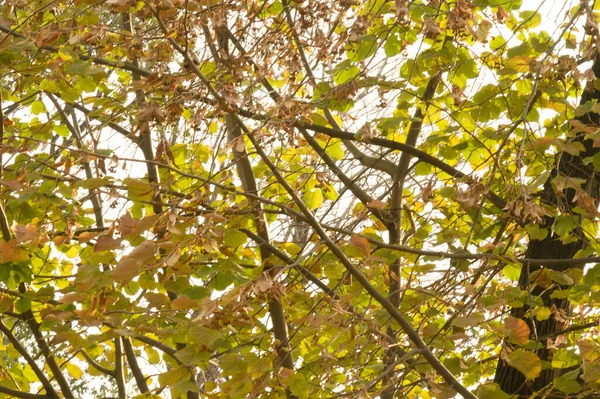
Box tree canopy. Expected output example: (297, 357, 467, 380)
(0, 0, 600, 398)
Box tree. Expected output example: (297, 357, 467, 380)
(0, 0, 599, 398)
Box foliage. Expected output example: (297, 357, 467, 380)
(0, 0, 599, 398)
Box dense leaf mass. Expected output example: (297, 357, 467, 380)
(0, 0, 600, 398)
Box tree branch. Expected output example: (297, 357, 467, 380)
(0, 385, 52, 399)
(78, 350, 115, 377)
(122, 337, 150, 394)
(0, 320, 60, 399)
(205, 17, 297, 396)
(154, 15, 475, 395)
(114, 337, 127, 399)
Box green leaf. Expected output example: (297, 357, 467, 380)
(554, 369, 582, 395)
(158, 366, 189, 387)
(14, 297, 31, 313)
(347, 35, 377, 62)
(519, 10, 541, 29)
(332, 61, 360, 85)
(507, 349, 542, 380)
(384, 32, 402, 57)
(221, 354, 247, 376)
(31, 101, 46, 115)
(490, 36, 506, 51)
(223, 229, 247, 248)
(592, 153, 600, 172)
(287, 373, 310, 399)
(65, 60, 90, 75)
(475, 383, 510, 399)
(77, 177, 112, 190)
(40, 79, 61, 93)
(553, 215, 578, 238)
(524, 225, 548, 240)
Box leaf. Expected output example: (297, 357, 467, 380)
(0, 179, 23, 190)
(77, 177, 112, 190)
(350, 235, 371, 256)
(14, 297, 31, 313)
(554, 369, 582, 395)
(94, 235, 122, 252)
(552, 348, 580, 369)
(11, 222, 37, 243)
(31, 101, 46, 115)
(171, 296, 198, 310)
(223, 229, 247, 248)
(66, 363, 83, 379)
(58, 292, 87, 304)
(384, 32, 403, 56)
(158, 366, 190, 387)
(475, 383, 510, 399)
(110, 258, 142, 283)
(127, 240, 158, 262)
(519, 10, 541, 29)
(287, 373, 310, 399)
(553, 215, 578, 238)
(0, 239, 29, 263)
(123, 178, 154, 202)
(346, 35, 377, 62)
(505, 316, 530, 345)
(332, 61, 360, 85)
(325, 139, 344, 160)
(303, 189, 323, 210)
(507, 349, 541, 380)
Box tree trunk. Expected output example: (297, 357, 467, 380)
(494, 56, 600, 397)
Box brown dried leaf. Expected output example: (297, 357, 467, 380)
(573, 190, 600, 217)
(118, 212, 136, 236)
(127, 240, 158, 262)
(0, 179, 23, 190)
(110, 258, 142, 283)
(11, 222, 37, 243)
(94, 235, 122, 252)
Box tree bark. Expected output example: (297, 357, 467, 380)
(494, 56, 600, 397)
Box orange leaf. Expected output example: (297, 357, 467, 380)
(59, 292, 88, 304)
(505, 316, 530, 345)
(171, 296, 198, 310)
(350, 235, 371, 256)
(0, 240, 29, 263)
(77, 232, 100, 244)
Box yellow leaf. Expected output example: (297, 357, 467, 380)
(507, 349, 541, 380)
(66, 363, 83, 379)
